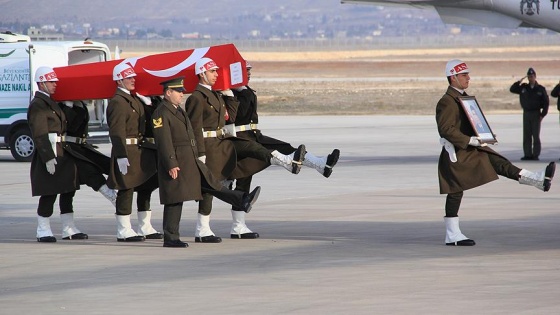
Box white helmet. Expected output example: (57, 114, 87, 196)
(195, 57, 219, 75)
(35, 66, 59, 82)
(113, 63, 136, 81)
(445, 59, 469, 77)
(245, 60, 252, 70)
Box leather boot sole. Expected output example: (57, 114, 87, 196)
(231, 232, 260, 239)
(117, 235, 146, 242)
(144, 232, 163, 239)
(446, 239, 476, 246)
(544, 162, 556, 192)
(241, 186, 261, 213)
(37, 236, 57, 242)
(291, 144, 306, 174)
(163, 240, 189, 248)
(62, 233, 89, 240)
(323, 149, 340, 178)
(195, 235, 222, 243)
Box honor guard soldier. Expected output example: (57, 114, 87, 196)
(185, 57, 306, 243)
(106, 63, 162, 242)
(151, 77, 261, 247)
(230, 61, 340, 238)
(437, 59, 555, 246)
(60, 100, 116, 207)
(28, 66, 85, 242)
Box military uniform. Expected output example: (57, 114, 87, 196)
(230, 86, 295, 181)
(436, 87, 518, 194)
(438, 60, 554, 246)
(28, 90, 80, 242)
(509, 74, 549, 160)
(152, 92, 258, 246)
(28, 92, 79, 198)
(60, 101, 110, 189)
(107, 89, 158, 193)
(185, 84, 273, 242)
(106, 87, 160, 241)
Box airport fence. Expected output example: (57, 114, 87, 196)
(99, 34, 560, 53)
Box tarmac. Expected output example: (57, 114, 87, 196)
(1, 114, 560, 314)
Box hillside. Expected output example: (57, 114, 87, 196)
(0, 0, 451, 39)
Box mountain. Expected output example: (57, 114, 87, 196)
(0, 0, 451, 39)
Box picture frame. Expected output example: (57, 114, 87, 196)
(458, 96, 497, 144)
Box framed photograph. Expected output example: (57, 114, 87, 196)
(458, 96, 497, 144)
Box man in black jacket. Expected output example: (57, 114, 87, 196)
(510, 67, 549, 160)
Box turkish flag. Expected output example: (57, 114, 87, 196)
(52, 43, 247, 101)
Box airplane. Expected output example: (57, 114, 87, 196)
(341, 0, 560, 33)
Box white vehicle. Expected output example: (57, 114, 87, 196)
(0, 32, 111, 161)
(342, 0, 560, 33)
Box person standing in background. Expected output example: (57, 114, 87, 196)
(510, 68, 549, 161)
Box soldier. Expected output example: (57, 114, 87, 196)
(230, 61, 340, 239)
(106, 63, 162, 242)
(27, 66, 82, 242)
(60, 100, 116, 206)
(509, 67, 549, 161)
(151, 77, 261, 247)
(437, 59, 555, 246)
(185, 57, 306, 243)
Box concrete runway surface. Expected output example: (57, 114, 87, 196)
(1, 115, 560, 314)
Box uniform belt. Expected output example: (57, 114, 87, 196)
(48, 133, 64, 143)
(235, 123, 258, 132)
(203, 128, 226, 138)
(125, 138, 139, 145)
(64, 135, 87, 144)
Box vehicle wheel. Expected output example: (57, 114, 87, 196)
(10, 128, 34, 162)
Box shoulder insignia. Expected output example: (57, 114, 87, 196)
(152, 117, 163, 129)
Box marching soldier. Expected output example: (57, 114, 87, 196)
(60, 100, 116, 207)
(106, 63, 162, 242)
(151, 77, 261, 247)
(185, 57, 306, 243)
(437, 59, 555, 246)
(230, 61, 340, 239)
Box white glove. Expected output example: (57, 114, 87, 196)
(198, 155, 206, 164)
(219, 89, 234, 97)
(234, 86, 247, 92)
(45, 158, 57, 175)
(439, 138, 457, 163)
(117, 158, 130, 175)
(63, 101, 74, 108)
(136, 93, 152, 105)
(468, 136, 487, 147)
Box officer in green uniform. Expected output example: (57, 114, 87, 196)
(151, 77, 261, 248)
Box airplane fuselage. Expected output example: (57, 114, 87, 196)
(342, 0, 560, 33)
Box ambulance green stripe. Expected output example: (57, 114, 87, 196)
(0, 108, 27, 118)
